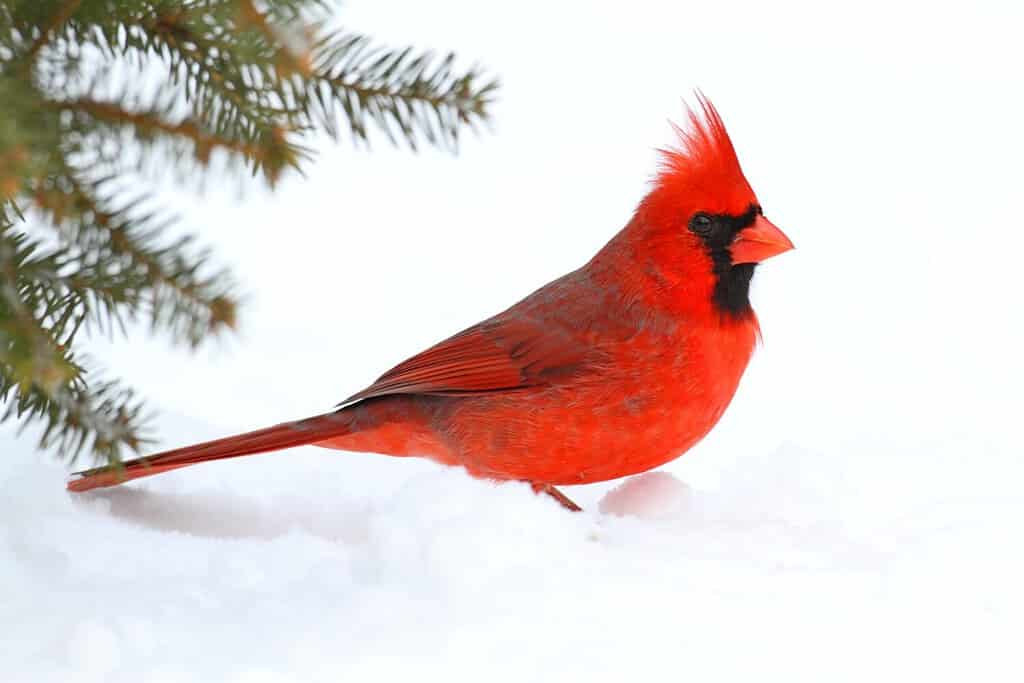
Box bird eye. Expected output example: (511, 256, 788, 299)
(689, 213, 713, 235)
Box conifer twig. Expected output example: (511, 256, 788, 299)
(26, 0, 83, 59)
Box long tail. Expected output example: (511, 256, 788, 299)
(67, 411, 353, 493)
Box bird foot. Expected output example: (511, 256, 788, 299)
(531, 482, 582, 512)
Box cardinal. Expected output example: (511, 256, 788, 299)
(68, 96, 793, 511)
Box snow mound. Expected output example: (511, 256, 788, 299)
(599, 471, 694, 518)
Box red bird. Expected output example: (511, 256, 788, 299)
(68, 96, 793, 510)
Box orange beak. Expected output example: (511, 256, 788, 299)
(730, 215, 794, 264)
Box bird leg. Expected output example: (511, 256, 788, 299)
(531, 482, 582, 512)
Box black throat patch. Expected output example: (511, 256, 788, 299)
(691, 204, 760, 318)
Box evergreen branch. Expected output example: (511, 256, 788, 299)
(55, 96, 305, 183)
(62, 97, 260, 159)
(0, 76, 64, 199)
(114, 5, 310, 178)
(308, 31, 498, 151)
(58, 3, 293, 144)
(236, 0, 312, 77)
(25, 0, 83, 60)
(0, 229, 79, 392)
(0, 0, 499, 469)
(144, 13, 280, 126)
(260, 0, 330, 23)
(0, 368, 151, 465)
(1, 223, 150, 463)
(30, 174, 239, 346)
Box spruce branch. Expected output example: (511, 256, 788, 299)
(0, 0, 499, 467)
(308, 31, 499, 151)
(1, 225, 151, 464)
(30, 172, 240, 346)
(25, 0, 84, 60)
(0, 370, 151, 466)
(55, 96, 307, 184)
(0, 230, 79, 393)
(62, 97, 262, 160)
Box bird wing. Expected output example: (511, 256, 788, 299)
(341, 313, 593, 405)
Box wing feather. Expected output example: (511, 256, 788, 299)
(341, 315, 590, 405)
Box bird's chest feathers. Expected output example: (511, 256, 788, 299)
(613, 318, 756, 438)
(678, 319, 756, 400)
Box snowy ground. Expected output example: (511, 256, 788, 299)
(5, 423, 1023, 681)
(3, 0, 1024, 681)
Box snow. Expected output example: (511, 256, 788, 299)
(5, 434, 1023, 681)
(3, 0, 1024, 680)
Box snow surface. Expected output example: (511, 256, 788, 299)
(5, 431, 1024, 681)
(4, 0, 1024, 680)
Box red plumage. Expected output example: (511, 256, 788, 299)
(68, 95, 793, 509)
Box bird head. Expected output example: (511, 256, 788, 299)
(634, 95, 793, 318)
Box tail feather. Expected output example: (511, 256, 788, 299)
(67, 411, 353, 493)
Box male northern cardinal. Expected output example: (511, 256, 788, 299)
(68, 96, 793, 510)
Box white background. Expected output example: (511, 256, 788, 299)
(3, 1, 1024, 681)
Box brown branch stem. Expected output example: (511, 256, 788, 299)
(52, 98, 261, 163)
(26, 0, 84, 60)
